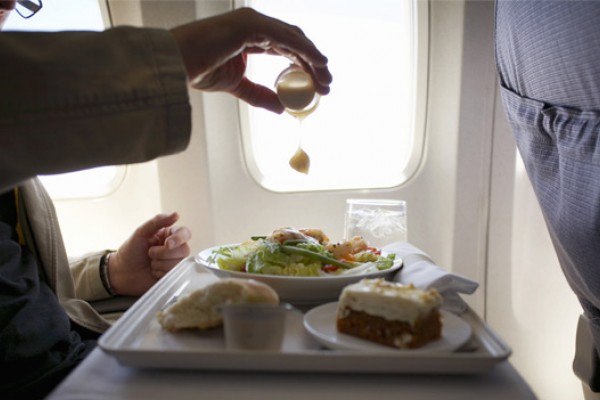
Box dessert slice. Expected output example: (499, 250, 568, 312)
(336, 278, 442, 349)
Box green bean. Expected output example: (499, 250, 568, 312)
(279, 245, 354, 269)
(282, 239, 311, 246)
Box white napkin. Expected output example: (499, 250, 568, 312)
(383, 242, 479, 314)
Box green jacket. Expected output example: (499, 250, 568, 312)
(1, 26, 192, 333)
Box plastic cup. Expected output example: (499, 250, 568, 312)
(275, 64, 320, 118)
(344, 198, 407, 248)
(219, 303, 295, 351)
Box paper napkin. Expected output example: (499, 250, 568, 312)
(383, 241, 479, 314)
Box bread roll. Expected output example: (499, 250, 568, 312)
(156, 278, 279, 331)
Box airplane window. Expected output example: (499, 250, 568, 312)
(239, 0, 426, 192)
(4, 0, 106, 32)
(4, 0, 121, 200)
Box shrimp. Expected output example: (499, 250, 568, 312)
(267, 227, 330, 244)
(267, 227, 314, 244)
(298, 228, 330, 244)
(326, 236, 368, 258)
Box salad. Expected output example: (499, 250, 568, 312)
(208, 227, 396, 277)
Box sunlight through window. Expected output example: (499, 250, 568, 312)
(239, 0, 426, 192)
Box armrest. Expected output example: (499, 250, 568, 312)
(90, 296, 139, 314)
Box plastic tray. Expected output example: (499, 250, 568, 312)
(99, 257, 511, 374)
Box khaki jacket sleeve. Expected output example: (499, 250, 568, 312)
(69, 250, 113, 301)
(0, 26, 192, 192)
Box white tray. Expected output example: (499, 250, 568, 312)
(99, 257, 511, 374)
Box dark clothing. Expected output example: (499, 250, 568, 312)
(0, 191, 95, 399)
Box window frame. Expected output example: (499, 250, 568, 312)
(235, 0, 429, 193)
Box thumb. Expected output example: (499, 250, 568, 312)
(232, 78, 285, 114)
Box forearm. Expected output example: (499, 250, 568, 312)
(0, 27, 191, 192)
(70, 250, 114, 301)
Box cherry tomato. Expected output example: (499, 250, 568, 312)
(366, 246, 381, 255)
(322, 264, 339, 273)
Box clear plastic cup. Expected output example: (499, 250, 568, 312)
(275, 64, 320, 119)
(219, 303, 296, 351)
(344, 198, 408, 248)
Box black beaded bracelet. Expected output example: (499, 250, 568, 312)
(99, 252, 117, 296)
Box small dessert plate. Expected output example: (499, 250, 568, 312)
(303, 302, 472, 353)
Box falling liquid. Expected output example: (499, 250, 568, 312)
(275, 65, 320, 175)
(289, 146, 310, 174)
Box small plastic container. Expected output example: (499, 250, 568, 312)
(219, 303, 296, 351)
(275, 64, 320, 119)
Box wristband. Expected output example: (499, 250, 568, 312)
(99, 252, 117, 296)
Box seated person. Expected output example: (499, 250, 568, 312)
(0, 2, 331, 398)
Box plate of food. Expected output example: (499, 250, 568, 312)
(194, 228, 403, 304)
(303, 279, 473, 353)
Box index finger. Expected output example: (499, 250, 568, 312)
(245, 42, 332, 95)
(242, 10, 332, 86)
(243, 12, 328, 67)
(165, 226, 192, 249)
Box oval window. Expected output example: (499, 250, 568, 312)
(239, 0, 427, 192)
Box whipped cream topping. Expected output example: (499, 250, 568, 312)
(338, 278, 442, 324)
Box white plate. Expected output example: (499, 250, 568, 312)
(194, 244, 403, 305)
(303, 302, 472, 353)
